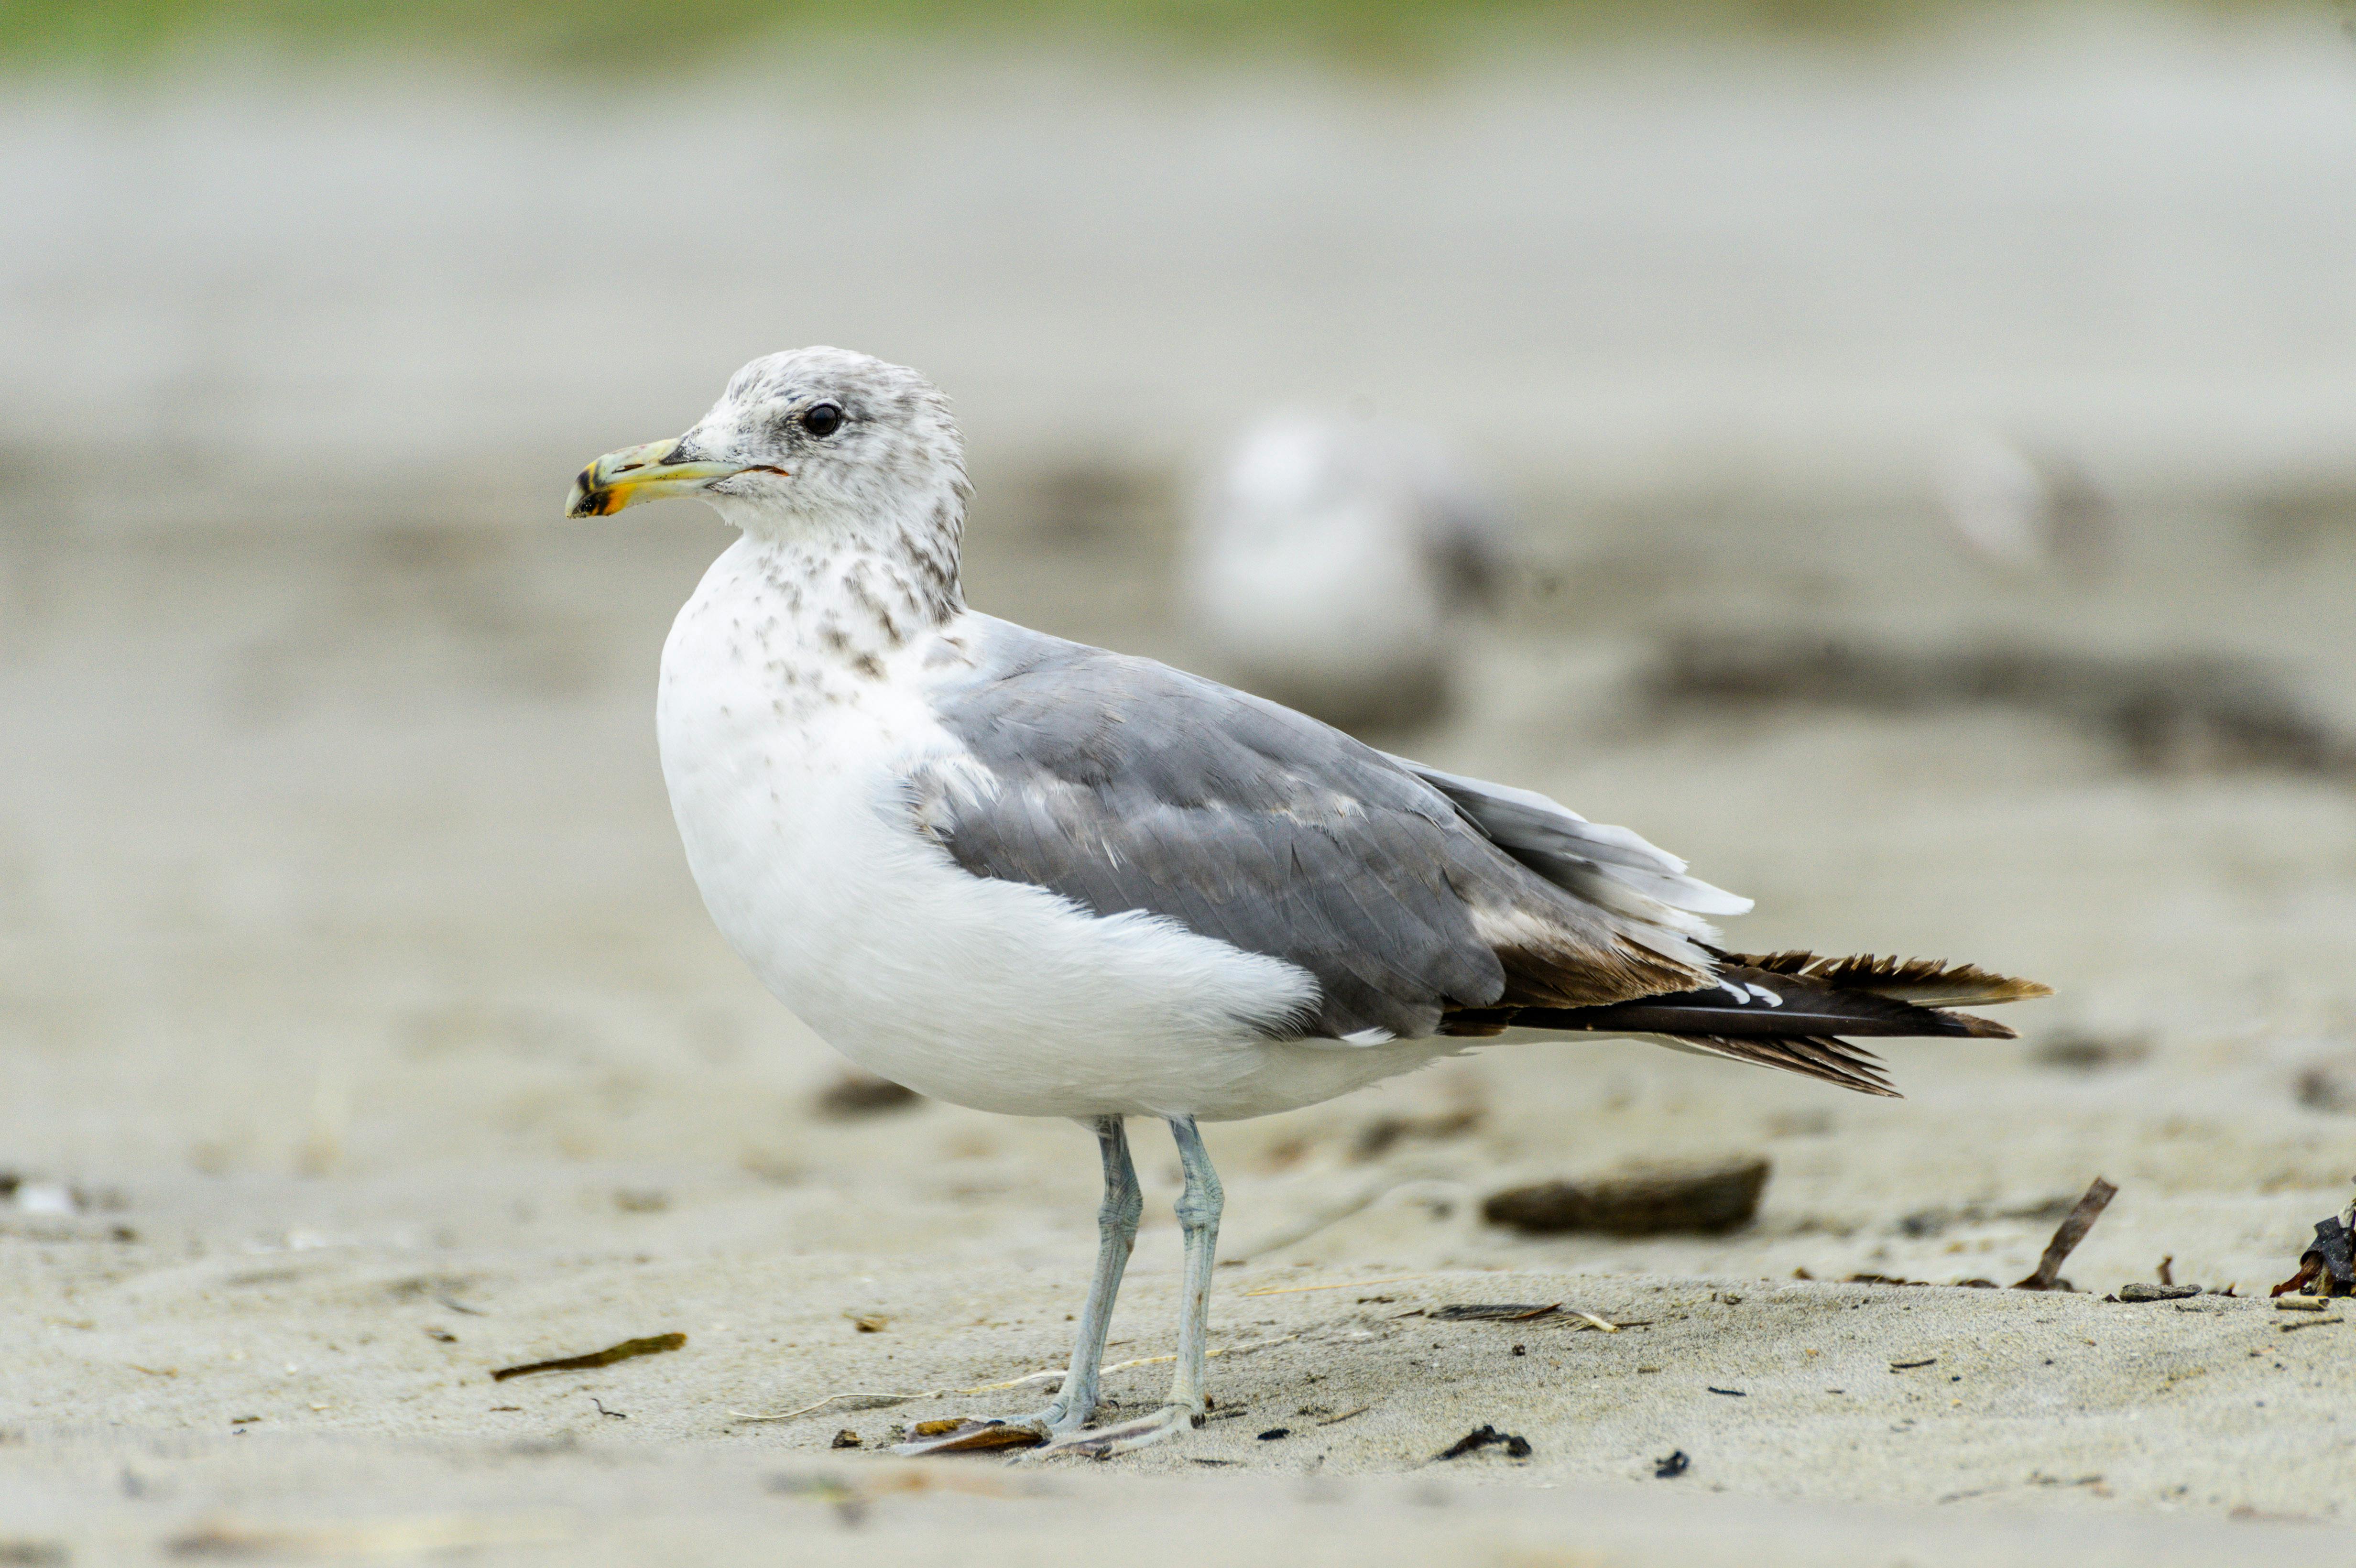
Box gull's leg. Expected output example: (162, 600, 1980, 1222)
(1043, 1115, 1143, 1427)
(1047, 1115, 1223, 1458)
(1165, 1115, 1224, 1416)
(894, 1116, 1140, 1454)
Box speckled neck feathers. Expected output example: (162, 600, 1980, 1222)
(736, 507, 966, 689)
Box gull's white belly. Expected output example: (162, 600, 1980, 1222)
(655, 544, 1453, 1121)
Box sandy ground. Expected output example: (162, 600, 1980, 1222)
(7, 470, 2356, 1562)
(9, 23, 2356, 1564)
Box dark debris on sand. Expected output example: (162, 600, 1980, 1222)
(1435, 1425, 1532, 1461)
(490, 1332, 686, 1382)
(813, 1073, 923, 1121)
(1483, 1158, 1769, 1237)
(2272, 1207, 2356, 1300)
(1645, 632, 2356, 781)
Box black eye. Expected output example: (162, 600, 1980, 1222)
(800, 402, 843, 438)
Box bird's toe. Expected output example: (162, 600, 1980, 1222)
(1038, 1403, 1200, 1459)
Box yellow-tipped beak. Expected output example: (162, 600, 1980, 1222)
(565, 438, 752, 518)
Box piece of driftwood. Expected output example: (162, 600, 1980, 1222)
(1430, 1303, 1562, 1322)
(2014, 1177, 2116, 1291)
(1483, 1158, 1769, 1236)
(490, 1332, 686, 1383)
(1427, 1304, 1642, 1331)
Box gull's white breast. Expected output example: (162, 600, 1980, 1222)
(655, 537, 1451, 1121)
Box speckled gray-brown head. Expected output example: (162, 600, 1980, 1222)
(567, 348, 971, 544)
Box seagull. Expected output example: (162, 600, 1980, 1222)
(1933, 426, 2113, 581)
(1182, 408, 1508, 730)
(566, 348, 2050, 1457)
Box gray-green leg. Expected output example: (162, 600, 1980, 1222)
(1047, 1115, 1223, 1458)
(896, 1116, 1139, 1455)
(1164, 1114, 1223, 1414)
(1042, 1116, 1143, 1426)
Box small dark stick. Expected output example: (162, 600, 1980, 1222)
(2013, 1177, 2116, 1291)
(491, 1332, 687, 1382)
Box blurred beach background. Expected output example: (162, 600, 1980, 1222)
(4, 2, 2356, 1558)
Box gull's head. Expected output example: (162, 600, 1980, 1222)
(566, 347, 967, 535)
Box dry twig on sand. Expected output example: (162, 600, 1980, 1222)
(1424, 1303, 1638, 1331)
(490, 1332, 685, 1383)
(2014, 1177, 2116, 1291)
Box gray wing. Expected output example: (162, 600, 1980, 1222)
(1381, 758, 1752, 931)
(911, 619, 1701, 1041)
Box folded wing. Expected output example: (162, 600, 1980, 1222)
(913, 619, 1701, 1041)
(910, 618, 2047, 1090)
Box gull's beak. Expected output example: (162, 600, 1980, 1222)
(565, 438, 755, 518)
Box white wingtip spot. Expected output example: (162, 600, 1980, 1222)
(1745, 982, 1783, 1007)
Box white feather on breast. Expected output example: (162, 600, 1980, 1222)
(655, 537, 1458, 1121)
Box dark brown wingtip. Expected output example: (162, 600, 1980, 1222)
(1724, 951, 2052, 1009)
(1667, 1032, 1903, 1097)
(1942, 1011, 2018, 1040)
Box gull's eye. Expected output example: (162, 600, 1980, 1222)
(800, 402, 844, 438)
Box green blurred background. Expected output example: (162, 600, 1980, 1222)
(0, 0, 2306, 68)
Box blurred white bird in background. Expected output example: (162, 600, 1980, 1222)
(1933, 426, 2114, 581)
(1182, 409, 1513, 731)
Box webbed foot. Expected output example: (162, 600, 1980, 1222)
(1038, 1402, 1201, 1459)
